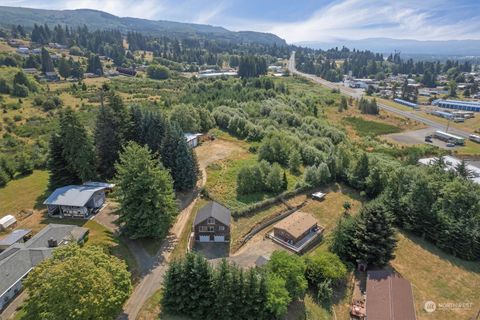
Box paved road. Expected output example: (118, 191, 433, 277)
(287, 52, 471, 138)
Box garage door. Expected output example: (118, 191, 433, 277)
(199, 235, 211, 242)
(214, 236, 225, 242)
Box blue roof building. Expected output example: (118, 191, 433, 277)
(433, 99, 480, 112)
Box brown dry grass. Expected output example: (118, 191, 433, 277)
(392, 231, 480, 320)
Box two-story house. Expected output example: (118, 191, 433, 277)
(194, 201, 230, 242)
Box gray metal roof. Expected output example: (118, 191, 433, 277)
(43, 185, 106, 207)
(194, 201, 230, 226)
(0, 229, 31, 247)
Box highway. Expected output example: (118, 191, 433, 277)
(287, 52, 471, 138)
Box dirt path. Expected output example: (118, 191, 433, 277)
(92, 139, 243, 320)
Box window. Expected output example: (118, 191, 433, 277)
(199, 226, 208, 232)
(219, 226, 225, 231)
(208, 226, 215, 232)
(207, 218, 215, 225)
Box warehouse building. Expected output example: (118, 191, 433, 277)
(418, 155, 480, 184)
(433, 99, 480, 112)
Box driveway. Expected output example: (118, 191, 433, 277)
(94, 139, 244, 320)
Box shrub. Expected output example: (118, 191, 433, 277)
(147, 65, 170, 80)
(12, 84, 29, 97)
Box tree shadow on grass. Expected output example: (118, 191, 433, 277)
(400, 231, 480, 274)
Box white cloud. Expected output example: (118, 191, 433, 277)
(266, 0, 480, 43)
(0, 0, 167, 19)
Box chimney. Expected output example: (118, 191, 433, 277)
(47, 238, 58, 248)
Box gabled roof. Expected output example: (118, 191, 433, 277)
(366, 270, 416, 320)
(194, 201, 230, 226)
(274, 211, 319, 239)
(0, 224, 89, 297)
(43, 185, 106, 207)
(0, 247, 53, 296)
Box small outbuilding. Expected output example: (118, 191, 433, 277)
(43, 185, 108, 219)
(0, 215, 17, 231)
(184, 133, 203, 148)
(194, 201, 230, 242)
(312, 192, 326, 201)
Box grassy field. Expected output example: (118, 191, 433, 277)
(392, 231, 480, 320)
(0, 170, 49, 218)
(344, 116, 403, 137)
(205, 151, 302, 211)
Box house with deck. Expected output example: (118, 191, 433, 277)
(270, 211, 324, 253)
(43, 184, 108, 219)
(194, 201, 230, 242)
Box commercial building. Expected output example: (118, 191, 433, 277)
(394, 98, 418, 109)
(433, 99, 480, 112)
(418, 155, 480, 184)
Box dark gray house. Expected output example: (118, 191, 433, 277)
(194, 202, 230, 242)
(0, 224, 88, 310)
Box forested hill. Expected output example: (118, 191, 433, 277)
(0, 6, 286, 46)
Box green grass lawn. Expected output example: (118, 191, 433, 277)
(0, 170, 49, 217)
(344, 116, 402, 137)
(206, 153, 302, 211)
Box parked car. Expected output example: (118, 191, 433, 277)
(425, 136, 433, 142)
(446, 142, 456, 147)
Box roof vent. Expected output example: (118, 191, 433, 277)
(47, 238, 58, 248)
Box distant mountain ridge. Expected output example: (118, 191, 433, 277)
(0, 6, 286, 46)
(296, 38, 480, 56)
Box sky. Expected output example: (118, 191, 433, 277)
(1, 0, 480, 43)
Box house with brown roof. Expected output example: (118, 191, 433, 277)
(365, 270, 416, 320)
(273, 211, 320, 245)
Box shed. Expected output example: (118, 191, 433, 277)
(312, 192, 326, 201)
(0, 215, 17, 231)
(184, 133, 203, 148)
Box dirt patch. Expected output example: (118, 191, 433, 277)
(195, 138, 247, 170)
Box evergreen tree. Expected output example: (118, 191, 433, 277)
(59, 109, 96, 182)
(47, 133, 80, 189)
(47, 109, 96, 189)
(94, 94, 130, 180)
(58, 57, 71, 79)
(350, 152, 369, 189)
(114, 142, 177, 239)
(354, 201, 397, 266)
(41, 47, 54, 73)
(161, 122, 198, 191)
